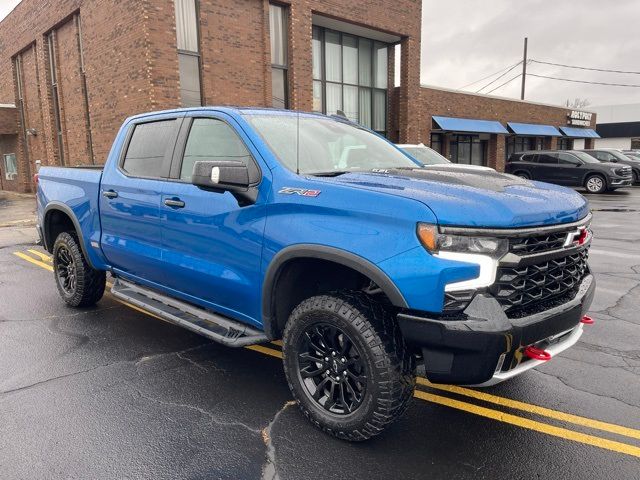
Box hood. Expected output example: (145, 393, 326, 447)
(315, 168, 589, 228)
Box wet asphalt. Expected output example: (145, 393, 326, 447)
(0, 188, 639, 479)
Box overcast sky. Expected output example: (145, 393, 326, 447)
(2, 0, 638, 108)
(420, 0, 640, 107)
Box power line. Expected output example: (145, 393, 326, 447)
(476, 61, 525, 93)
(484, 73, 522, 94)
(456, 60, 522, 90)
(530, 59, 640, 75)
(527, 73, 640, 87)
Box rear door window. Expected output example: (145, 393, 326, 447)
(520, 154, 538, 163)
(558, 153, 580, 165)
(122, 119, 179, 178)
(537, 153, 558, 164)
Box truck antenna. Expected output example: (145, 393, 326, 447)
(296, 110, 300, 175)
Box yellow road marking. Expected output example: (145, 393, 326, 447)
(270, 340, 283, 347)
(13, 252, 53, 272)
(12, 250, 640, 458)
(246, 344, 284, 359)
(27, 249, 52, 263)
(417, 377, 640, 441)
(414, 390, 640, 458)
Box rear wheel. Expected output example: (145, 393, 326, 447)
(53, 232, 106, 307)
(514, 171, 530, 180)
(282, 292, 415, 441)
(584, 174, 606, 194)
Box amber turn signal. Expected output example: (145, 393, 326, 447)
(417, 223, 438, 252)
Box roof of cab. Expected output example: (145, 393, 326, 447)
(124, 106, 332, 123)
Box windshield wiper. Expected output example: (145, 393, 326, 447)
(308, 170, 354, 177)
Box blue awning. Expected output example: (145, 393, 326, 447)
(559, 127, 601, 138)
(507, 122, 562, 137)
(432, 116, 509, 134)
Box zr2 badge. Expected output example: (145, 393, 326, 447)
(278, 187, 321, 197)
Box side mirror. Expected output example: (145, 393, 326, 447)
(610, 158, 618, 163)
(192, 160, 257, 205)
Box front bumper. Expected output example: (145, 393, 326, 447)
(397, 274, 595, 385)
(610, 177, 632, 187)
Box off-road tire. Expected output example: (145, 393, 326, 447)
(53, 232, 106, 307)
(584, 174, 607, 194)
(282, 291, 416, 441)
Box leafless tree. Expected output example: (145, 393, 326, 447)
(565, 98, 591, 109)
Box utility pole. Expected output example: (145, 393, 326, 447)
(521, 37, 528, 100)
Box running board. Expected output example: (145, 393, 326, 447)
(110, 278, 268, 347)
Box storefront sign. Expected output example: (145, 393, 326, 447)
(567, 110, 593, 127)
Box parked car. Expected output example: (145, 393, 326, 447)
(506, 150, 633, 194)
(397, 143, 495, 171)
(581, 149, 640, 185)
(36, 108, 595, 440)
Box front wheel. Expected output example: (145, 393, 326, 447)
(53, 232, 106, 307)
(282, 292, 415, 441)
(584, 174, 607, 194)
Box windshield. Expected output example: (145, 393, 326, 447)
(401, 146, 450, 165)
(244, 114, 420, 174)
(611, 150, 637, 162)
(573, 151, 600, 164)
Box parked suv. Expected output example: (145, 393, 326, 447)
(397, 143, 495, 171)
(581, 149, 640, 185)
(506, 150, 633, 193)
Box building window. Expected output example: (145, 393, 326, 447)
(269, 4, 288, 109)
(557, 138, 573, 150)
(430, 133, 442, 153)
(631, 138, 640, 149)
(505, 136, 544, 159)
(46, 31, 65, 165)
(312, 26, 388, 136)
(449, 135, 487, 166)
(3, 153, 17, 180)
(175, 0, 202, 107)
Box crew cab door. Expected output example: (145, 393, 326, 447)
(159, 113, 268, 327)
(99, 115, 182, 282)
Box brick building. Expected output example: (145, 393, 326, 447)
(0, 0, 596, 192)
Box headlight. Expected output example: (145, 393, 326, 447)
(613, 168, 626, 176)
(417, 223, 508, 259)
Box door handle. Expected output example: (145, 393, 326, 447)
(103, 190, 118, 199)
(164, 198, 185, 208)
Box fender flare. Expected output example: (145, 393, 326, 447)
(261, 244, 408, 338)
(42, 202, 96, 269)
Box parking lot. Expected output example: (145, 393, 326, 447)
(1, 188, 639, 480)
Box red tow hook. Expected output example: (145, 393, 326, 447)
(581, 315, 594, 325)
(524, 346, 552, 361)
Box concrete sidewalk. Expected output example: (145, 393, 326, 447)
(0, 191, 37, 247)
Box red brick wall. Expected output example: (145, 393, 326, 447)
(388, 86, 598, 170)
(0, 0, 422, 191)
(418, 86, 597, 136)
(0, 107, 17, 135)
(55, 17, 92, 165)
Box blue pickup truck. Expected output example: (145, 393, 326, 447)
(36, 107, 595, 440)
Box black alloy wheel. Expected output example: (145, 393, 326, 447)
(297, 323, 367, 415)
(52, 232, 106, 307)
(55, 245, 77, 295)
(282, 292, 415, 441)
